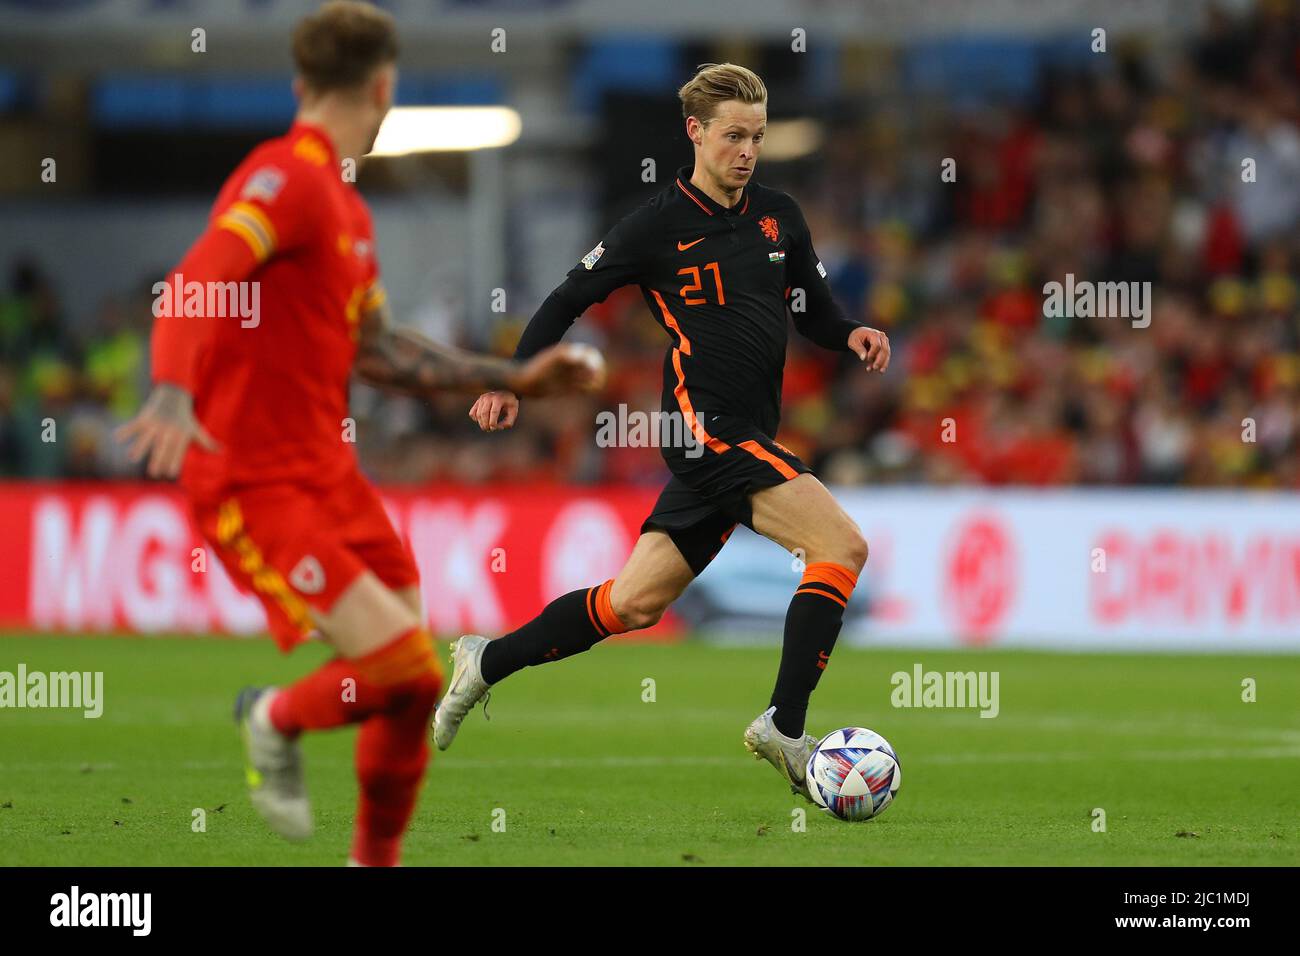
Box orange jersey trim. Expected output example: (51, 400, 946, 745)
(676, 179, 714, 216)
(215, 201, 278, 262)
(651, 289, 731, 455)
(651, 289, 691, 355)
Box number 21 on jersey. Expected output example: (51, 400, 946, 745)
(678, 261, 725, 306)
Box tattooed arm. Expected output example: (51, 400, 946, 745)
(116, 383, 221, 479)
(354, 289, 605, 398)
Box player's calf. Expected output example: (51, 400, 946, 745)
(750, 476, 867, 739)
(347, 625, 442, 867)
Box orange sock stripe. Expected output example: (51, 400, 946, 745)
(352, 627, 442, 688)
(584, 586, 607, 636)
(795, 585, 848, 609)
(594, 579, 627, 635)
(800, 561, 858, 600)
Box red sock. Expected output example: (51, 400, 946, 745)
(269, 627, 444, 736)
(347, 627, 443, 867)
(268, 657, 384, 736)
(267, 627, 442, 866)
(350, 684, 437, 867)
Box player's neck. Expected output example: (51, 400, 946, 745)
(294, 106, 367, 167)
(689, 165, 743, 209)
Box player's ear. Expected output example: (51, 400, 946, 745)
(685, 116, 703, 147)
(292, 75, 305, 102)
(373, 65, 396, 111)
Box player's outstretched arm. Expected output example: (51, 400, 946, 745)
(116, 384, 221, 479)
(469, 214, 649, 432)
(355, 293, 605, 399)
(115, 225, 255, 478)
(467, 286, 590, 431)
(846, 325, 890, 371)
(786, 203, 890, 371)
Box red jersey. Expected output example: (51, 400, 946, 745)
(169, 121, 384, 500)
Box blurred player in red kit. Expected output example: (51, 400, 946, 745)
(116, 1, 603, 866)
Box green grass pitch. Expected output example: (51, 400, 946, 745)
(1, 632, 1297, 866)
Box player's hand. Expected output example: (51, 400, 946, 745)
(849, 326, 890, 372)
(470, 390, 520, 432)
(509, 343, 607, 398)
(115, 383, 221, 479)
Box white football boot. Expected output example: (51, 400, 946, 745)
(743, 706, 820, 802)
(234, 687, 313, 842)
(432, 634, 492, 751)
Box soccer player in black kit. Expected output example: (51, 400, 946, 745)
(434, 63, 891, 801)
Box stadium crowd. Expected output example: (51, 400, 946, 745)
(2, 1, 1297, 488)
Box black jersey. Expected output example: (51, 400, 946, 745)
(515, 165, 861, 439)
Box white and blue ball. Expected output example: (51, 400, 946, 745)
(806, 727, 901, 821)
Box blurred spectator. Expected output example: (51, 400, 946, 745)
(2, 0, 1298, 489)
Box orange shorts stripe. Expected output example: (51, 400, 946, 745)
(738, 439, 798, 480)
(215, 499, 314, 638)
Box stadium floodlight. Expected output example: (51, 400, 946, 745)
(759, 118, 823, 161)
(369, 106, 522, 155)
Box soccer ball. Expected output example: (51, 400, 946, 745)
(806, 727, 901, 821)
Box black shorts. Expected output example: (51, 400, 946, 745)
(640, 415, 811, 576)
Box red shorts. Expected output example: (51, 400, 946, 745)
(191, 469, 420, 651)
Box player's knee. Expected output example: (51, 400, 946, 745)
(403, 661, 443, 718)
(842, 529, 869, 574)
(613, 589, 669, 631)
(400, 631, 444, 717)
(807, 525, 868, 574)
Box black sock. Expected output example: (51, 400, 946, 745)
(480, 579, 624, 685)
(769, 562, 857, 739)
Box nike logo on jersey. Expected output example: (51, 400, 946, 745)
(677, 237, 705, 251)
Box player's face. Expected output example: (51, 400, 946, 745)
(699, 100, 766, 191)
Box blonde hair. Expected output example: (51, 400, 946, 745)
(678, 63, 767, 125)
